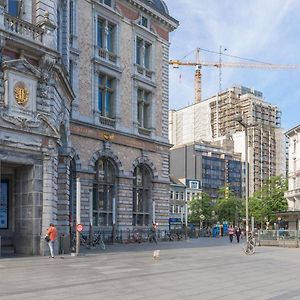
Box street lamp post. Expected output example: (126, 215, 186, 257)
(235, 115, 250, 243)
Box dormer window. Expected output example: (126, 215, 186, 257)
(140, 15, 149, 29)
(99, 0, 112, 7)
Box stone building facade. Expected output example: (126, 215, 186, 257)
(0, 0, 178, 255)
(285, 125, 300, 212)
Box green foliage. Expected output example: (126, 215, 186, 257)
(215, 187, 243, 224)
(249, 176, 288, 225)
(189, 192, 214, 224)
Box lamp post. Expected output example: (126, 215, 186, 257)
(235, 115, 250, 243)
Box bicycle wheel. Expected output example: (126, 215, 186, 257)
(244, 243, 255, 255)
(100, 240, 106, 250)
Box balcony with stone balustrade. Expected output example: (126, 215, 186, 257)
(4, 14, 44, 44)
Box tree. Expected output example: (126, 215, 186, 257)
(189, 192, 214, 227)
(249, 176, 288, 226)
(215, 187, 243, 224)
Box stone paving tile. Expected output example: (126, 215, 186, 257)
(1, 238, 300, 299)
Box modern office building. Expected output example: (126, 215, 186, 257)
(170, 141, 243, 199)
(169, 85, 286, 196)
(0, 0, 178, 255)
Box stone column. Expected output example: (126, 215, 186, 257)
(15, 163, 43, 255)
(40, 153, 58, 255)
(152, 180, 170, 229)
(57, 154, 71, 235)
(117, 175, 134, 230)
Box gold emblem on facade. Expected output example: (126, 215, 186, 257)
(103, 133, 114, 141)
(14, 82, 29, 106)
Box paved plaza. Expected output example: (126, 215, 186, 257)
(0, 238, 300, 300)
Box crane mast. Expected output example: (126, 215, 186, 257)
(195, 48, 201, 103)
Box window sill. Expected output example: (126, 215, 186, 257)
(138, 127, 151, 136)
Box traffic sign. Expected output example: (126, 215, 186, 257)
(76, 224, 84, 232)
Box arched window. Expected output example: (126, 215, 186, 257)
(133, 164, 152, 226)
(93, 158, 116, 226)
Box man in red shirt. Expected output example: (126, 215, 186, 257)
(46, 223, 57, 258)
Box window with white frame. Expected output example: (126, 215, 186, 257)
(175, 192, 179, 200)
(136, 37, 151, 69)
(189, 180, 199, 189)
(97, 17, 116, 53)
(137, 88, 151, 129)
(98, 74, 115, 118)
(181, 192, 184, 200)
(170, 191, 174, 200)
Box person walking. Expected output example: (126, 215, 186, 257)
(236, 227, 242, 243)
(150, 223, 158, 245)
(228, 225, 235, 243)
(46, 223, 57, 258)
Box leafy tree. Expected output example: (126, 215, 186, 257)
(189, 192, 214, 227)
(249, 176, 288, 226)
(215, 187, 243, 224)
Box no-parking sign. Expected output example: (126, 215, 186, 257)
(76, 224, 84, 232)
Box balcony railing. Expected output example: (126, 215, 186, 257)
(99, 115, 115, 127)
(135, 64, 154, 80)
(98, 48, 117, 64)
(285, 188, 300, 197)
(4, 14, 44, 43)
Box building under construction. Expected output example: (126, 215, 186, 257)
(169, 85, 286, 196)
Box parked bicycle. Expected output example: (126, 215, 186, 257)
(92, 232, 106, 250)
(243, 232, 255, 255)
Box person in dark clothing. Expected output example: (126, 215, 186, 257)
(150, 223, 158, 245)
(236, 227, 242, 243)
(228, 225, 234, 243)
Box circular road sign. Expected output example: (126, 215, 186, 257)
(76, 224, 84, 232)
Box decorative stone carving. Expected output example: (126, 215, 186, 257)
(39, 54, 56, 98)
(0, 110, 42, 129)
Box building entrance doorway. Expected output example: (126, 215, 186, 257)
(0, 179, 9, 230)
(0, 161, 43, 255)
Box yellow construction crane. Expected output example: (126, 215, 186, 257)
(169, 48, 300, 103)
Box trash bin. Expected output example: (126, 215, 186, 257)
(59, 234, 70, 254)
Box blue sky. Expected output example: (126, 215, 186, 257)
(164, 0, 300, 130)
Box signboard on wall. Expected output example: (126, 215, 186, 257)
(0, 181, 8, 229)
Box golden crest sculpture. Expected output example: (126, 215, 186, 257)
(14, 82, 29, 106)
